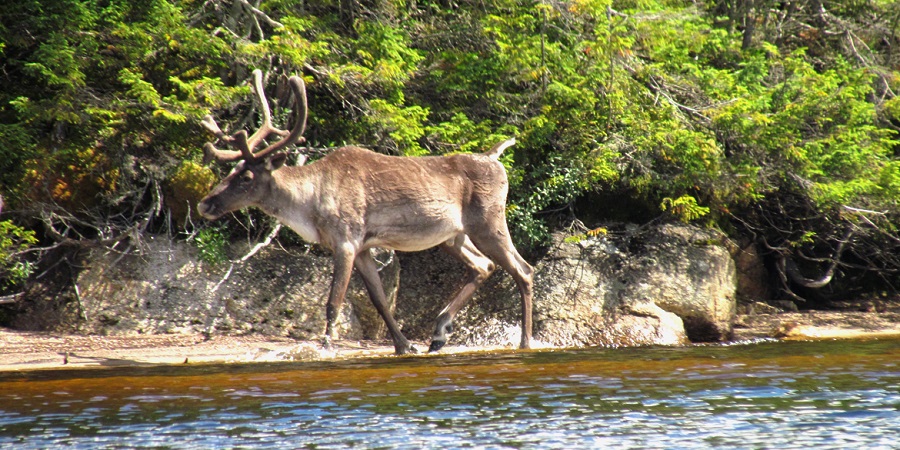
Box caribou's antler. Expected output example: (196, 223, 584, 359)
(202, 69, 308, 163)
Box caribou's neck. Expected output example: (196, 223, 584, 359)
(258, 166, 322, 244)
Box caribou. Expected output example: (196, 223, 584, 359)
(197, 70, 534, 354)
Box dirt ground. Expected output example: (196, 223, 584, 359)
(0, 332, 414, 372)
(732, 308, 900, 341)
(2, 307, 899, 372)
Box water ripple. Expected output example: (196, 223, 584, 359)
(0, 338, 898, 449)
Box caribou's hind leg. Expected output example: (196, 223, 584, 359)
(468, 224, 534, 349)
(429, 235, 496, 352)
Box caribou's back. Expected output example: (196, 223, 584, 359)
(295, 146, 509, 252)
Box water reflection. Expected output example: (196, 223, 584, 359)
(0, 339, 898, 448)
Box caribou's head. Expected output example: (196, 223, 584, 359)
(197, 69, 307, 220)
(197, 153, 289, 220)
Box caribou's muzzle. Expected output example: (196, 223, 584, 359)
(197, 199, 221, 220)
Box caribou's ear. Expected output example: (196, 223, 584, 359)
(268, 152, 288, 170)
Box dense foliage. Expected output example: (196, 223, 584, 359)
(2, 0, 899, 304)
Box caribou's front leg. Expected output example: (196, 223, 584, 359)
(323, 247, 355, 350)
(355, 250, 416, 355)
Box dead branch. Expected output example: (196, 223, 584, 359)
(237, 0, 283, 29)
(768, 227, 853, 303)
(211, 223, 282, 292)
(41, 211, 148, 251)
(0, 293, 22, 305)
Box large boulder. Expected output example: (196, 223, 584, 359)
(531, 230, 692, 348)
(618, 224, 737, 341)
(396, 223, 736, 347)
(393, 234, 690, 348)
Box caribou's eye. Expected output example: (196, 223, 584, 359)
(240, 172, 254, 183)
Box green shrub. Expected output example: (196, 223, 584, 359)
(193, 226, 228, 266)
(0, 221, 38, 294)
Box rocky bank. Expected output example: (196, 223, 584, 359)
(2, 222, 898, 371)
(10, 223, 735, 347)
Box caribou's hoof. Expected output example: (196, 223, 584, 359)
(428, 339, 447, 353)
(396, 343, 418, 355)
(429, 315, 452, 353)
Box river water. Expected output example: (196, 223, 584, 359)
(0, 338, 897, 449)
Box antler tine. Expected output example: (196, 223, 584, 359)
(201, 115, 241, 162)
(232, 130, 257, 160)
(203, 142, 243, 164)
(201, 115, 254, 163)
(200, 71, 306, 164)
(246, 69, 289, 152)
(253, 75, 308, 160)
(202, 131, 256, 163)
(201, 115, 228, 140)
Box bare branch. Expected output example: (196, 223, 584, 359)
(842, 205, 887, 215)
(40, 210, 147, 252)
(211, 223, 282, 293)
(0, 293, 22, 305)
(237, 0, 283, 29)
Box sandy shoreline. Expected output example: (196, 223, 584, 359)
(2, 309, 899, 372)
(0, 332, 414, 372)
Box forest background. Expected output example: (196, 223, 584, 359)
(1, 0, 899, 313)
